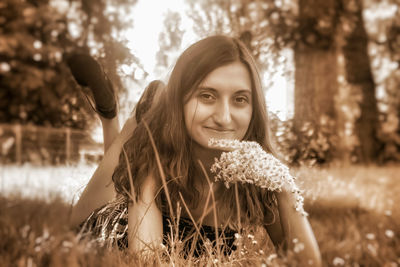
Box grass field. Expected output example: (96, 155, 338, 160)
(0, 164, 399, 266)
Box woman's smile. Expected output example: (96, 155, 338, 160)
(204, 126, 235, 134)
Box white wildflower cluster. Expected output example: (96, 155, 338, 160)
(208, 138, 307, 216)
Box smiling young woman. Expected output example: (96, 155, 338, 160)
(69, 35, 321, 265)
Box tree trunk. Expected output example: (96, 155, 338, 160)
(340, 0, 380, 164)
(294, 48, 338, 129)
(293, 0, 339, 163)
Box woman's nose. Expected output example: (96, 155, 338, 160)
(213, 100, 232, 126)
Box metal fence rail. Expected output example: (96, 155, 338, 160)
(0, 123, 103, 165)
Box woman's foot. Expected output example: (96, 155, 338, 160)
(66, 53, 117, 119)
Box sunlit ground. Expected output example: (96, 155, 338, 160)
(0, 163, 95, 205)
(294, 166, 398, 215)
(1, 163, 397, 214)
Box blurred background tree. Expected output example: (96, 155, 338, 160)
(338, 0, 380, 164)
(377, 0, 400, 162)
(0, 0, 141, 130)
(155, 10, 184, 76)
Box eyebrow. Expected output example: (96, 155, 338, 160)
(197, 86, 252, 94)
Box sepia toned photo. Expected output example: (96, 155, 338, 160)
(0, 0, 399, 266)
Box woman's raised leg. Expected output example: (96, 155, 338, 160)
(100, 116, 120, 153)
(66, 52, 120, 153)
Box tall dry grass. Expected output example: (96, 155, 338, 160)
(1, 165, 399, 266)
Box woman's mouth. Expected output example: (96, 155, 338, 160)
(204, 127, 234, 134)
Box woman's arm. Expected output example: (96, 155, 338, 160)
(69, 117, 137, 227)
(275, 189, 322, 266)
(128, 173, 163, 253)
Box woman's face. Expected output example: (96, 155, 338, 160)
(184, 61, 253, 149)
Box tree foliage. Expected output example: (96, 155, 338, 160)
(0, 0, 85, 128)
(156, 10, 184, 76)
(187, 0, 298, 71)
(0, 0, 139, 130)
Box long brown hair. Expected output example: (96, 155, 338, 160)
(112, 35, 277, 228)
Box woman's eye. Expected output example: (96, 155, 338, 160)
(235, 96, 249, 104)
(199, 93, 215, 102)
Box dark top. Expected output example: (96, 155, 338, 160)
(77, 195, 237, 257)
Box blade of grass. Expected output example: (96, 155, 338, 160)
(197, 186, 212, 226)
(122, 147, 136, 205)
(234, 183, 243, 253)
(197, 159, 222, 260)
(142, 121, 174, 219)
(178, 192, 207, 259)
(234, 183, 241, 230)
